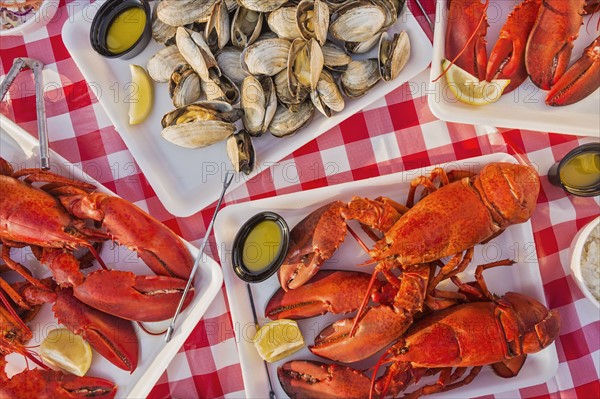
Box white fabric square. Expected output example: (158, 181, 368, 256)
(549, 197, 577, 227)
(421, 121, 452, 149)
(211, 339, 240, 370)
(46, 112, 75, 141)
(371, 132, 400, 161)
(319, 147, 350, 175)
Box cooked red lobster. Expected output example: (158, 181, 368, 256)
(272, 162, 540, 363)
(278, 261, 561, 399)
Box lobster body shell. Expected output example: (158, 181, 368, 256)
(526, 0, 585, 90)
(372, 163, 539, 264)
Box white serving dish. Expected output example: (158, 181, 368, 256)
(569, 216, 600, 308)
(62, 0, 433, 217)
(0, 0, 59, 36)
(429, 0, 600, 136)
(0, 114, 223, 398)
(214, 153, 559, 398)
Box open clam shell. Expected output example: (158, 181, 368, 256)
(205, 0, 231, 52)
(329, 1, 387, 43)
(379, 31, 410, 82)
(322, 41, 352, 72)
(216, 48, 249, 84)
(151, 2, 176, 45)
(227, 129, 255, 175)
(169, 65, 202, 108)
(241, 76, 278, 136)
(287, 38, 324, 99)
(161, 101, 239, 148)
(237, 0, 287, 13)
(231, 6, 263, 49)
(176, 27, 221, 82)
(269, 101, 315, 137)
(311, 70, 345, 117)
(147, 46, 187, 83)
(274, 69, 307, 108)
(345, 32, 383, 54)
(202, 70, 240, 104)
(297, 0, 330, 46)
(341, 59, 381, 98)
(157, 0, 215, 26)
(242, 38, 292, 76)
(267, 4, 303, 41)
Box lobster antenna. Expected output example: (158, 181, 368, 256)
(349, 268, 380, 337)
(88, 244, 109, 271)
(369, 349, 395, 399)
(432, 0, 490, 83)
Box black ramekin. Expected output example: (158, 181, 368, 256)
(89, 0, 151, 60)
(232, 212, 290, 283)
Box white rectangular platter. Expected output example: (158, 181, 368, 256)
(62, 1, 433, 217)
(0, 114, 223, 398)
(429, 0, 600, 136)
(214, 153, 559, 398)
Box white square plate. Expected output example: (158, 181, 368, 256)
(429, 0, 599, 136)
(0, 114, 223, 398)
(214, 153, 559, 398)
(62, 1, 433, 217)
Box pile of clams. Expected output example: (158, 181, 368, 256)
(148, 0, 411, 174)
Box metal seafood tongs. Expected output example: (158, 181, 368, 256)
(0, 58, 49, 170)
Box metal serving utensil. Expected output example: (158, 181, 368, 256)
(0, 57, 49, 170)
(247, 283, 277, 399)
(414, 0, 434, 31)
(165, 171, 235, 343)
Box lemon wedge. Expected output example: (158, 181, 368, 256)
(442, 59, 510, 106)
(40, 328, 92, 377)
(253, 319, 305, 363)
(128, 64, 153, 125)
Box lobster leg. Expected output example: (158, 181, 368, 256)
(486, 0, 542, 94)
(546, 36, 600, 106)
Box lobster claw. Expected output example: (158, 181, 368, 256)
(73, 270, 194, 322)
(278, 202, 347, 291)
(59, 193, 194, 280)
(278, 360, 370, 399)
(265, 270, 375, 320)
(525, 0, 584, 90)
(53, 288, 139, 372)
(546, 36, 600, 106)
(0, 369, 116, 398)
(486, 0, 542, 94)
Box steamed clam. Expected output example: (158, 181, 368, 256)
(379, 31, 410, 82)
(329, 1, 387, 43)
(341, 59, 381, 98)
(287, 38, 324, 100)
(311, 70, 345, 117)
(205, 0, 230, 52)
(216, 48, 249, 84)
(161, 101, 241, 148)
(241, 76, 277, 136)
(176, 27, 221, 82)
(231, 5, 263, 48)
(297, 0, 329, 46)
(157, 0, 215, 26)
(237, 0, 287, 13)
(169, 65, 202, 108)
(267, 5, 303, 41)
(269, 101, 315, 137)
(201, 70, 240, 104)
(226, 129, 255, 175)
(147, 46, 187, 83)
(242, 38, 292, 76)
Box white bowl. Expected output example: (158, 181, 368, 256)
(0, 0, 59, 37)
(569, 216, 600, 308)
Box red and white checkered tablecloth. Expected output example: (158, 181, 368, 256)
(1, 1, 598, 398)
